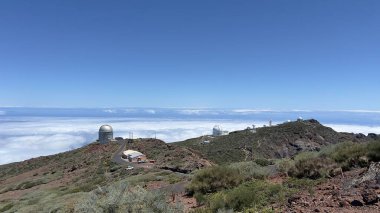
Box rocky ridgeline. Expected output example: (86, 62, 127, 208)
(175, 119, 379, 164)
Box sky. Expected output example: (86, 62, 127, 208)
(0, 0, 379, 109)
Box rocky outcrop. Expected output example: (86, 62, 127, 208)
(351, 162, 380, 186)
(367, 133, 379, 140)
(175, 119, 377, 165)
(362, 189, 378, 205)
(285, 164, 380, 212)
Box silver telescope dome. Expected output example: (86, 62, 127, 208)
(99, 125, 113, 132)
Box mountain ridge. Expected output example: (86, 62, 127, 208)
(174, 119, 378, 164)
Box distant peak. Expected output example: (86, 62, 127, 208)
(305, 119, 320, 124)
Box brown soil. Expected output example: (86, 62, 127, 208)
(284, 168, 380, 213)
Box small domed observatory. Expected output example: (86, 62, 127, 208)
(99, 124, 113, 144)
(213, 125, 229, 136)
(213, 125, 222, 136)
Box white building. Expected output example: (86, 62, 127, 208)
(122, 150, 147, 162)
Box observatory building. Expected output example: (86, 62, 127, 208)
(247, 124, 257, 133)
(99, 124, 113, 144)
(212, 125, 229, 136)
(122, 150, 146, 162)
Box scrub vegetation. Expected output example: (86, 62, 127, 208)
(1, 120, 379, 212)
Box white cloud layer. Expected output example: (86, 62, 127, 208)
(0, 117, 379, 165)
(145, 109, 156, 114)
(103, 109, 117, 113)
(326, 124, 380, 135)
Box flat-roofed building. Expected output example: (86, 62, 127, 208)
(122, 150, 147, 162)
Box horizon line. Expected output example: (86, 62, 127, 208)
(0, 106, 380, 114)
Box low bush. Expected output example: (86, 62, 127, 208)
(109, 165, 122, 173)
(14, 179, 47, 190)
(229, 161, 270, 180)
(367, 140, 380, 162)
(283, 178, 324, 195)
(290, 154, 338, 179)
(208, 180, 287, 212)
(327, 142, 368, 170)
(74, 181, 183, 213)
(279, 141, 380, 179)
(276, 158, 295, 177)
(194, 192, 207, 206)
(254, 158, 273, 167)
(186, 166, 243, 195)
(0, 203, 14, 212)
(166, 173, 182, 184)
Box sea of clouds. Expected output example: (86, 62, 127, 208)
(0, 108, 380, 165)
(0, 117, 269, 164)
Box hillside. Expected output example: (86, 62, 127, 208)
(0, 120, 378, 212)
(174, 119, 377, 165)
(123, 138, 212, 173)
(0, 139, 210, 212)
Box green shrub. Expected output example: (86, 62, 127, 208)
(283, 178, 324, 195)
(290, 153, 338, 179)
(166, 173, 182, 184)
(276, 158, 295, 177)
(229, 161, 270, 180)
(14, 179, 46, 190)
(326, 142, 368, 170)
(367, 140, 380, 162)
(254, 158, 272, 167)
(208, 180, 286, 212)
(0, 203, 14, 212)
(293, 151, 319, 161)
(186, 166, 243, 195)
(74, 181, 183, 213)
(194, 192, 206, 206)
(109, 165, 122, 173)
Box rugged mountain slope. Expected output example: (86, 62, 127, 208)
(284, 162, 380, 212)
(174, 119, 377, 165)
(122, 138, 212, 173)
(0, 139, 210, 212)
(0, 120, 377, 212)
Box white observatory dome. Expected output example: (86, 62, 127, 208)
(213, 125, 221, 131)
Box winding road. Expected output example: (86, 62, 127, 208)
(112, 141, 128, 164)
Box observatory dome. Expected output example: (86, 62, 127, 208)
(213, 125, 223, 136)
(99, 125, 113, 144)
(99, 125, 113, 132)
(213, 125, 221, 131)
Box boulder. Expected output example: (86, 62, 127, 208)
(367, 133, 378, 140)
(362, 189, 378, 205)
(355, 133, 366, 139)
(351, 162, 380, 186)
(350, 199, 364, 206)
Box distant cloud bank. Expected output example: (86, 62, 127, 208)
(0, 118, 265, 165)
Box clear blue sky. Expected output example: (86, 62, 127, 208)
(0, 0, 379, 110)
